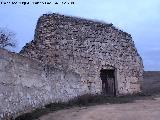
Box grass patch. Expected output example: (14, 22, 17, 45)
(15, 93, 155, 120)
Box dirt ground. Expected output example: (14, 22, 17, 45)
(37, 96, 160, 120)
(36, 71, 160, 120)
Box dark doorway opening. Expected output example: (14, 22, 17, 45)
(100, 69, 116, 96)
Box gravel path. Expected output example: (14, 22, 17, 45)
(38, 97, 160, 120)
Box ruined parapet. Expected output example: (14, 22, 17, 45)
(20, 13, 144, 95)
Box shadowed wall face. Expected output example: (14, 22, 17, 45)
(20, 13, 144, 95)
(0, 49, 87, 119)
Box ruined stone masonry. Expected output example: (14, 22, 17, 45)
(0, 13, 143, 119)
(21, 13, 143, 95)
(0, 48, 86, 119)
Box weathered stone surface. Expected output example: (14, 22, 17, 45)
(0, 48, 86, 119)
(0, 13, 144, 119)
(20, 13, 144, 95)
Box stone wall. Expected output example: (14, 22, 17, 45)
(0, 48, 87, 119)
(21, 13, 144, 95)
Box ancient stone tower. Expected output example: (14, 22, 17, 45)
(20, 13, 143, 96)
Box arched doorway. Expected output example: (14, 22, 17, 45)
(100, 69, 116, 96)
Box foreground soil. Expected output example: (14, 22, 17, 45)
(38, 97, 160, 120)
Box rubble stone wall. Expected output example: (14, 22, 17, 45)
(20, 13, 144, 95)
(0, 48, 86, 119)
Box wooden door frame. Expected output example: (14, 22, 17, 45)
(100, 68, 117, 96)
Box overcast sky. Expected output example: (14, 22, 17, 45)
(0, 0, 160, 71)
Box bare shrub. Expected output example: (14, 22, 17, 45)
(0, 27, 16, 49)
